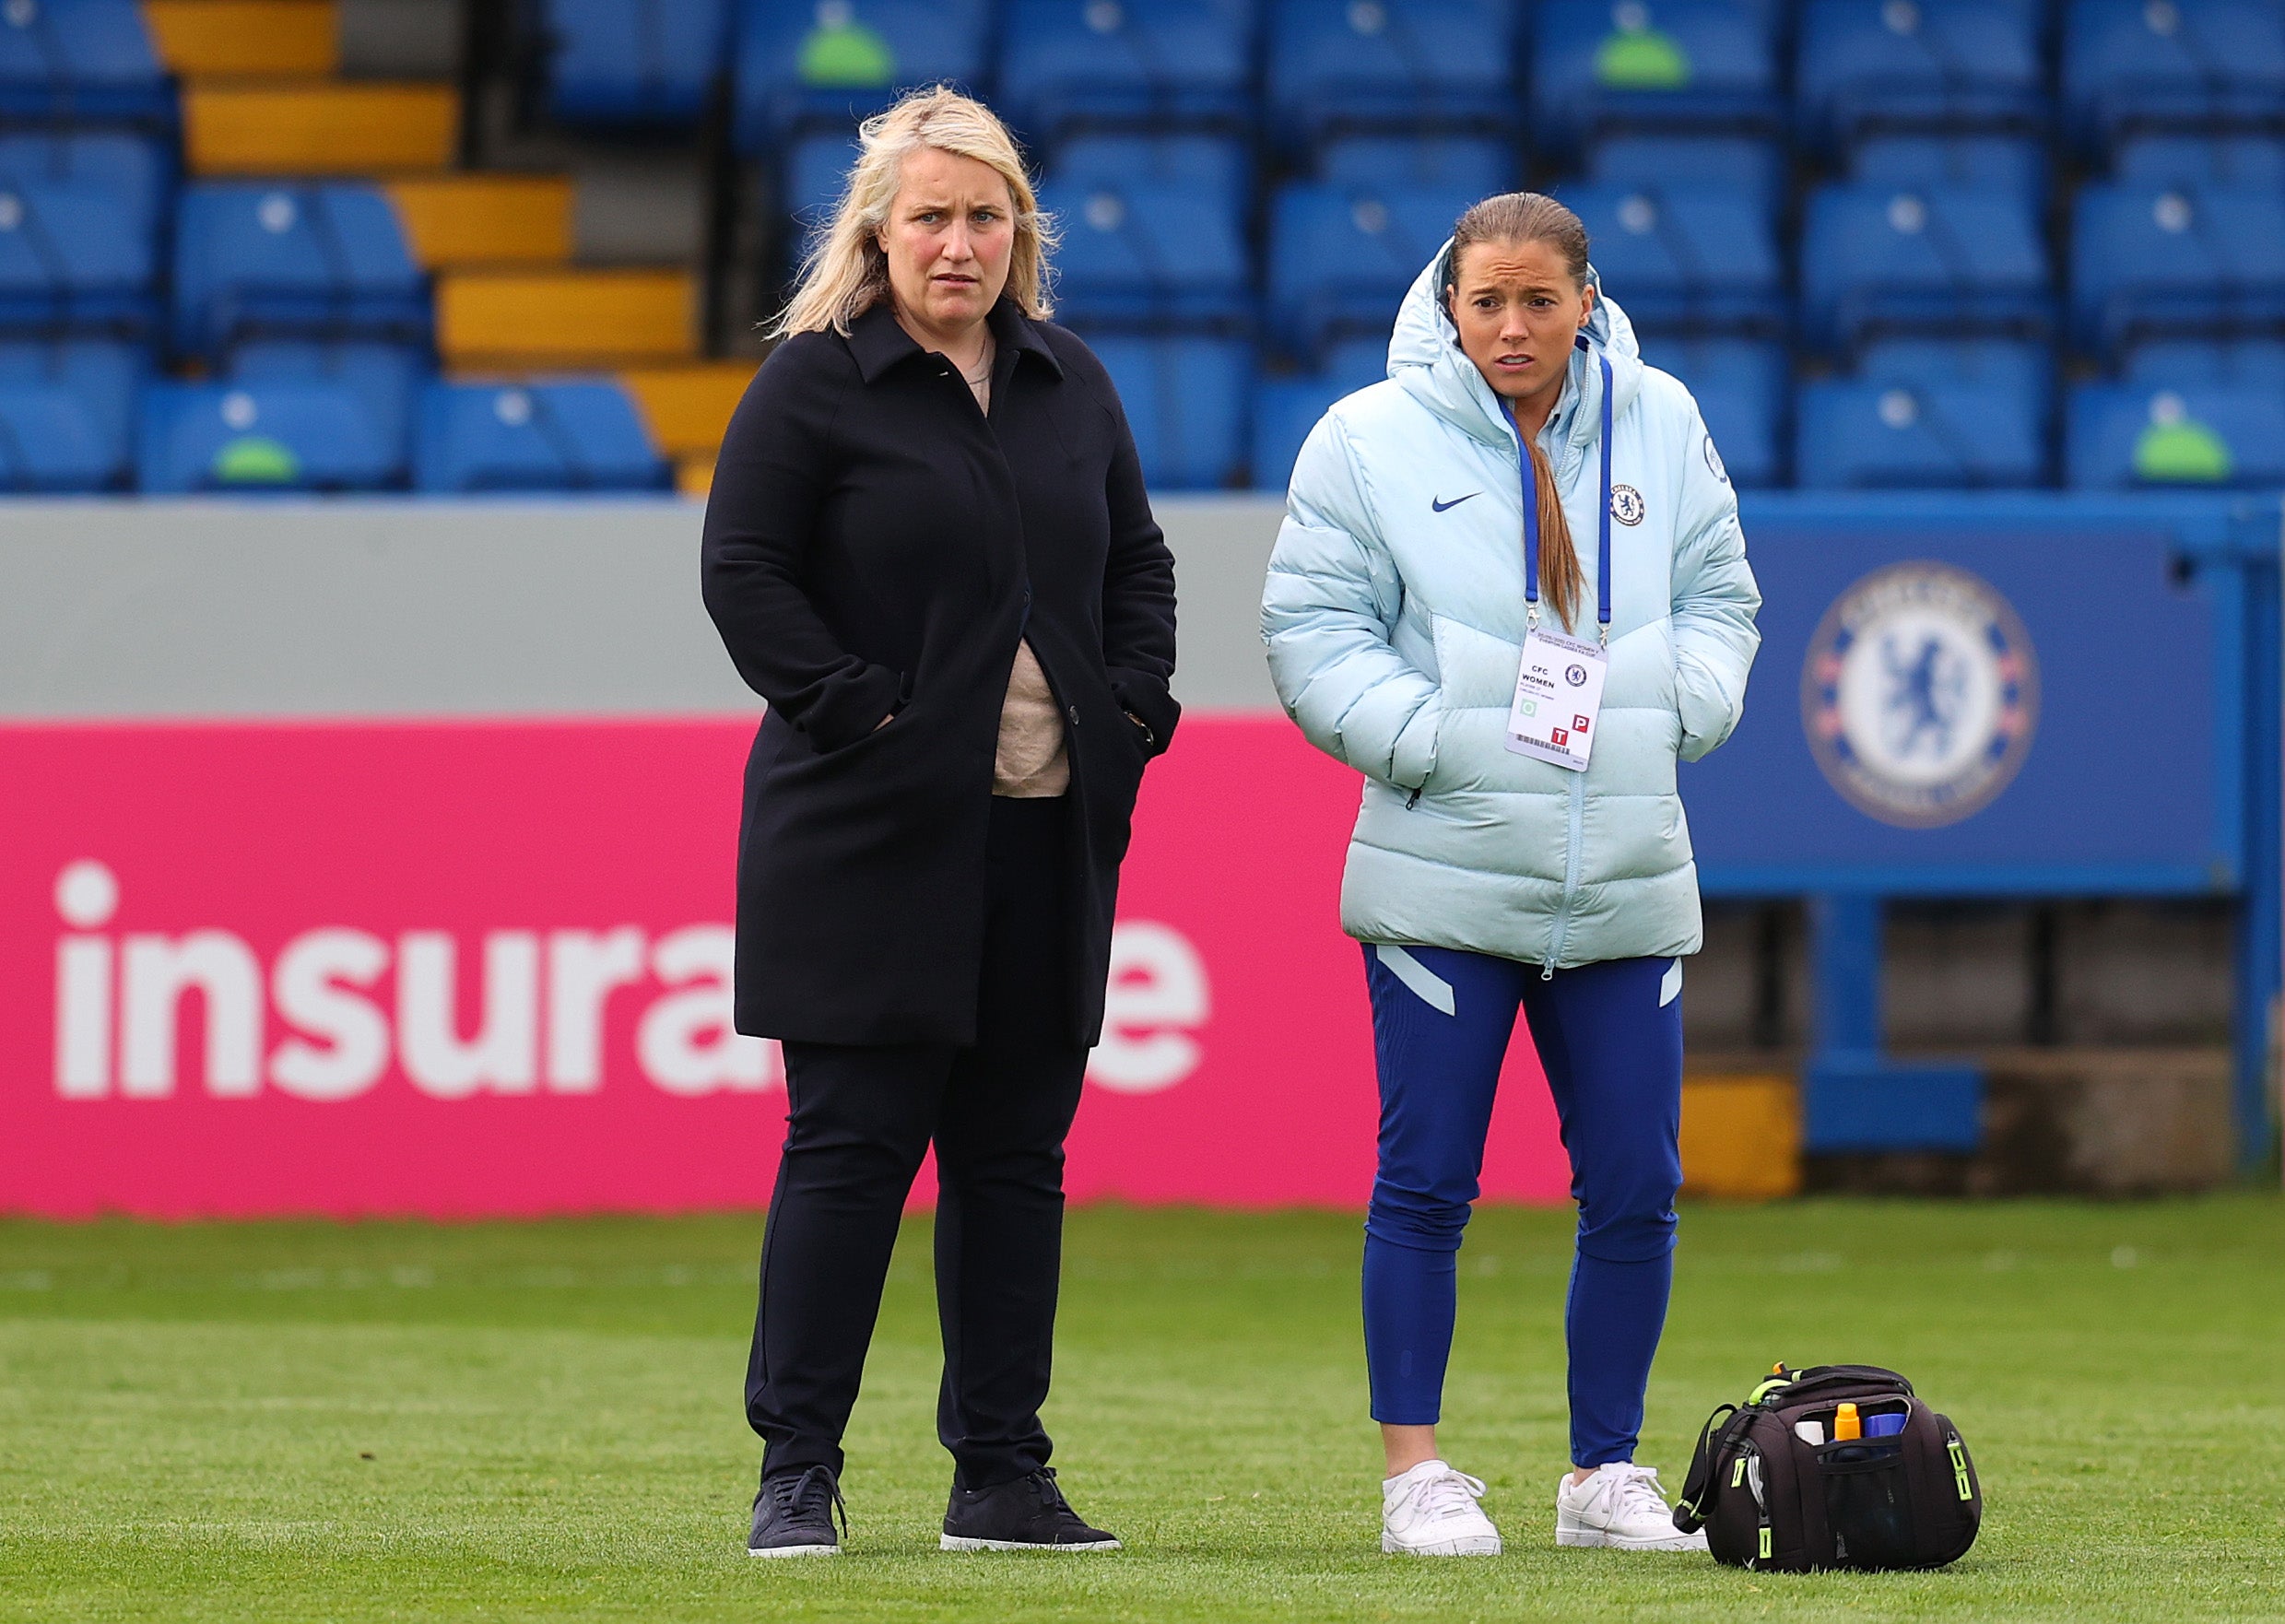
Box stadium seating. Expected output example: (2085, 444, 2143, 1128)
(1038, 178, 1249, 327)
(1530, 0, 1779, 159)
(1250, 334, 1385, 490)
(2064, 0, 2285, 153)
(2114, 134, 2285, 189)
(1799, 182, 2049, 350)
(1585, 134, 1784, 222)
(2066, 379, 2285, 488)
(1795, 0, 2044, 146)
(1267, 180, 1480, 356)
(1556, 182, 1784, 332)
(1797, 340, 2048, 487)
(224, 339, 426, 484)
(734, 0, 991, 151)
(1087, 334, 1251, 488)
(1054, 132, 1250, 194)
(1644, 335, 1785, 487)
(2069, 183, 2285, 355)
(2121, 336, 2285, 388)
(0, 177, 157, 335)
(137, 379, 400, 493)
(783, 126, 860, 253)
(0, 0, 171, 125)
(413, 380, 671, 493)
(1267, 0, 1519, 148)
(546, 0, 731, 127)
(1320, 135, 1514, 194)
(172, 182, 430, 358)
(999, 0, 1254, 137)
(0, 337, 142, 489)
(0, 131, 171, 238)
(1852, 134, 2047, 207)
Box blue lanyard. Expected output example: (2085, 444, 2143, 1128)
(1504, 347, 1615, 646)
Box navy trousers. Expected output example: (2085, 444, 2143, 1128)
(1360, 944, 1684, 1467)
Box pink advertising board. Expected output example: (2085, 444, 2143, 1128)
(1, 718, 1568, 1218)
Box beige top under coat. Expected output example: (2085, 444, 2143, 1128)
(962, 336, 1070, 798)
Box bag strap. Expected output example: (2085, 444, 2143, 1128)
(1672, 1402, 1739, 1531)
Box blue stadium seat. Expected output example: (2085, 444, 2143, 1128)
(173, 183, 430, 359)
(2120, 336, 2285, 387)
(1858, 335, 2052, 410)
(1052, 134, 1251, 199)
(0, 0, 171, 125)
(1799, 182, 2049, 350)
(1268, 0, 1520, 147)
(1852, 135, 2046, 208)
(1038, 179, 1249, 327)
(137, 381, 401, 493)
(414, 380, 670, 493)
(1086, 335, 1251, 489)
(1641, 335, 1784, 487)
(1554, 183, 1784, 332)
(2069, 183, 2285, 354)
(781, 126, 859, 258)
(0, 178, 156, 335)
(2114, 134, 2285, 187)
(0, 337, 142, 489)
(224, 340, 426, 483)
(1250, 335, 1385, 490)
(733, 0, 990, 151)
(1584, 135, 1784, 222)
(1319, 135, 1514, 194)
(1796, 0, 2044, 145)
(1267, 181, 1479, 356)
(999, 0, 1254, 137)
(2064, 0, 2285, 153)
(0, 132, 169, 237)
(546, 0, 729, 126)
(2066, 380, 2285, 487)
(1797, 371, 2045, 487)
(1531, 0, 1779, 159)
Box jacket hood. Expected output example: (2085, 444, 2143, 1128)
(1386, 240, 1642, 456)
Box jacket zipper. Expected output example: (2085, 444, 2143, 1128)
(1543, 772, 1584, 978)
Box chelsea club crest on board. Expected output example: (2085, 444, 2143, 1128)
(1801, 561, 2040, 830)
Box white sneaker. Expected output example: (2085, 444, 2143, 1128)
(1554, 1463, 1709, 1552)
(1381, 1460, 1503, 1556)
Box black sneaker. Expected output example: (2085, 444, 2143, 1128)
(747, 1465, 845, 1558)
(940, 1467, 1122, 1552)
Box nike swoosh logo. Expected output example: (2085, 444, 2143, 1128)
(1431, 493, 1478, 512)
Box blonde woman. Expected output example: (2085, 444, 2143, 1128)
(702, 87, 1176, 1557)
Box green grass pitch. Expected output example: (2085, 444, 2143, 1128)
(2, 1195, 2280, 1622)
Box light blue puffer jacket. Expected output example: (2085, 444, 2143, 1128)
(1261, 248, 1762, 969)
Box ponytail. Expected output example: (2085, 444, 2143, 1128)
(1527, 439, 1584, 631)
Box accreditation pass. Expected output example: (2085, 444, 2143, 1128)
(1504, 627, 1608, 771)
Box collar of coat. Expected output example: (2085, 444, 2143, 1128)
(842, 299, 1066, 386)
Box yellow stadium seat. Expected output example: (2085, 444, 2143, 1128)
(183, 83, 458, 175)
(384, 176, 574, 269)
(437, 270, 695, 368)
(618, 363, 756, 459)
(1679, 1074, 1802, 1201)
(144, 0, 337, 77)
(675, 456, 715, 499)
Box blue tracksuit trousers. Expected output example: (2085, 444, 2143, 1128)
(1360, 943, 1684, 1468)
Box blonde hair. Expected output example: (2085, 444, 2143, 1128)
(1445, 192, 1594, 631)
(769, 86, 1056, 339)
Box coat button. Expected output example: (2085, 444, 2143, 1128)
(1067, 705, 1080, 726)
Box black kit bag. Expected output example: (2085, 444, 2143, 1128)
(1671, 1364, 1983, 1572)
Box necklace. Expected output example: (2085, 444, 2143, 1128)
(960, 334, 995, 386)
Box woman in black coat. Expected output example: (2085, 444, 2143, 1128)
(701, 87, 1177, 1558)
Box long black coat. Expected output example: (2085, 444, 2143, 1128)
(701, 300, 1180, 1047)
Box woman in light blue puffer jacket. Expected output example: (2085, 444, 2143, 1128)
(1262, 194, 1761, 1559)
